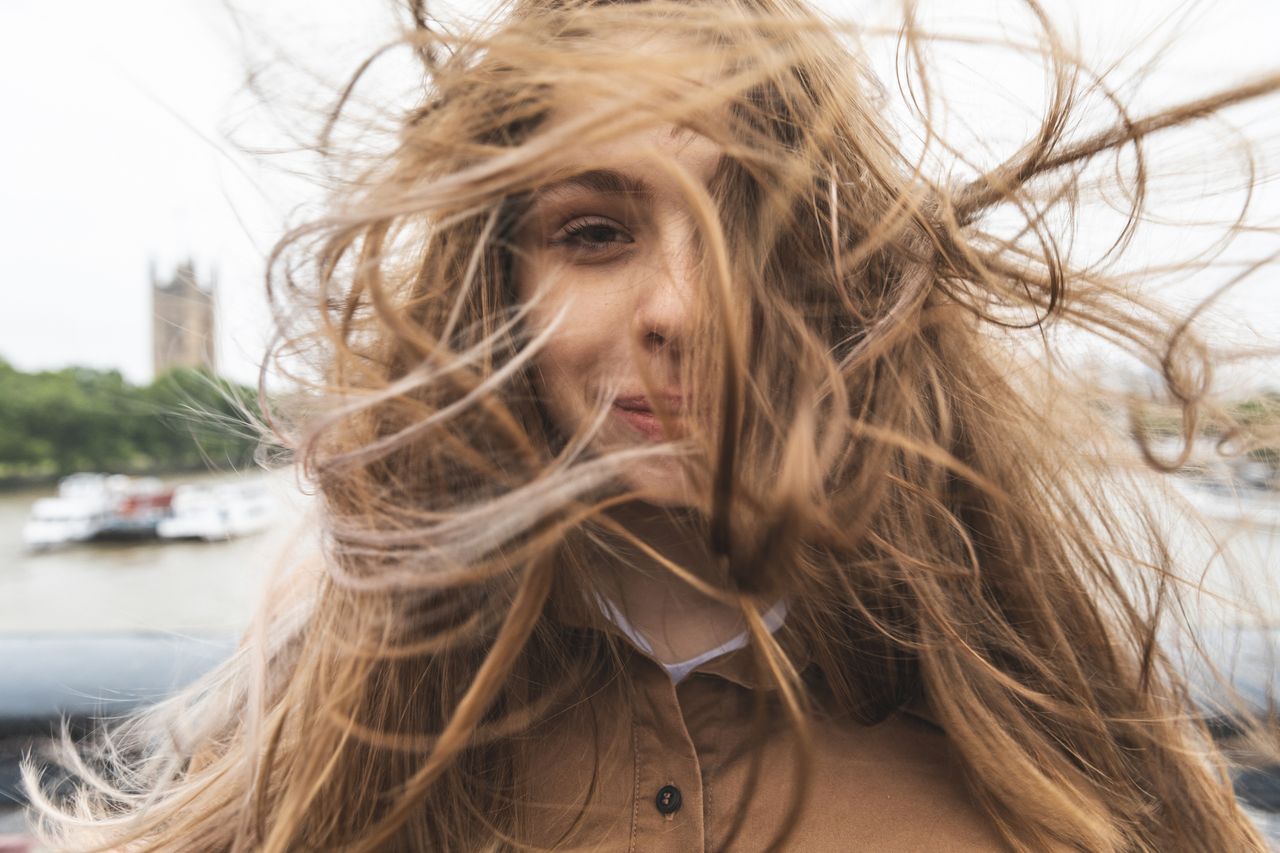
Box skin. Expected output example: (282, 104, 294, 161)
(515, 121, 753, 662)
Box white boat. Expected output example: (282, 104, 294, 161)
(24, 473, 276, 548)
(22, 473, 174, 548)
(156, 481, 275, 541)
(21, 496, 110, 548)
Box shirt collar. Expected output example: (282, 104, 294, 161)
(553, 592, 814, 692)
(684, 617, 814, 691)
(595, 592, 788, 679)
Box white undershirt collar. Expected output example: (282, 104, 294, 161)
(594, 593, 789, 683)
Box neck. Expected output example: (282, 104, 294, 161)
(594, 501, 748, 663)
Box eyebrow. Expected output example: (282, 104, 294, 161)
(532, 168, 653, 201)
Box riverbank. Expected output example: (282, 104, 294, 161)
(0, 462, 277, 493)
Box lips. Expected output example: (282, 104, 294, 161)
(611, 394, 686, 440)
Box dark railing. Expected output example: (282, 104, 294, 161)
(0, 632, 234, 844)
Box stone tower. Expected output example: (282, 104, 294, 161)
(151, 260, 216, 377)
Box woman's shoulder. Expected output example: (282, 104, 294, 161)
(782, 703, 1007, 851)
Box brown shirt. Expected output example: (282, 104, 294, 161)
(519, 617, 1009, 852)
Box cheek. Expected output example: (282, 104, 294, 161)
(535, 329, 593, 424)
(518, 268, 620, 433)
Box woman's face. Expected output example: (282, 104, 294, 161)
(514, 121, 723, 505)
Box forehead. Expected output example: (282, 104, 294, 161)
(531, 121, 725, 203)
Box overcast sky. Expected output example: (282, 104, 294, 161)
(2, 0, 1277, 388)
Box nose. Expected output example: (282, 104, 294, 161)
(632, 221, 698, 359)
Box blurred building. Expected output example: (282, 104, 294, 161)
(152, 260, 216, 377)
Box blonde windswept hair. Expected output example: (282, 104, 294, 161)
(26, 0, 1280, 849)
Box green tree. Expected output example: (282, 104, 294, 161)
(0, 357, 263, 481)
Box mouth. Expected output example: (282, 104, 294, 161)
(611, 394, 686, 440)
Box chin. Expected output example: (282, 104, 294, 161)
(620, 460, 698, 507)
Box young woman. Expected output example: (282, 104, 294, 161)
(28, 0, 1280, 850)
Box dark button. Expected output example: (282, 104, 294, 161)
(655, 784, 682, 815)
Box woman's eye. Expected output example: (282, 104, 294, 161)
(550, 217, 634, 257)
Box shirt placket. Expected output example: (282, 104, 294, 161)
(628, 655, 706, 852)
